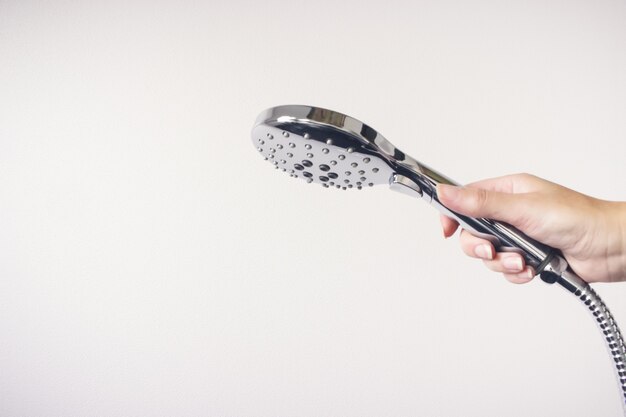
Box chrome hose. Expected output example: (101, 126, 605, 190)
(576, 284, 626, 413)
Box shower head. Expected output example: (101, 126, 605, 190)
(252, 105, 576, 280)
(251, 105, 451, 195)
(252, 106, 392, 190)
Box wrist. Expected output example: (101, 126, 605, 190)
(595, 200, 626, 282)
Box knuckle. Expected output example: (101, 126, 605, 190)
(472, 188, 489, 212)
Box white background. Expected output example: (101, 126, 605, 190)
(1, 1, 626, 416)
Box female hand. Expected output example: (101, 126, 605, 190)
(437, 173, 626, 284)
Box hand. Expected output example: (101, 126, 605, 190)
(436, 173, 626, 284)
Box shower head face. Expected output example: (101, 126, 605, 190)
(251, 105, 396, 190)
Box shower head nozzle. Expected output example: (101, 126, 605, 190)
(251, 105, 402, 190)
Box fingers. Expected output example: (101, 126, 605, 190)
(464, 173, 544, 194)
(436, 174, 541, 237)
(502, 271, 535, 284)
(458, 229, 495, 259)
(458, 229, 535, 284)
(439, 214, 459, 238)
(436, 174, 547, 285)
(437, 183, 530, 226)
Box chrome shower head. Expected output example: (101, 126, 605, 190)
(252, 105, 555, 271)
(252, 105, 399, 190)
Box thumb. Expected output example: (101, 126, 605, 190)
(436, 183, 532, 226)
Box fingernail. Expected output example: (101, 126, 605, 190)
(503, 256, 523, 272)
(514, 268, 535, 282)
(474, 244, 493, 260)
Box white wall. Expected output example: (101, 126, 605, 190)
(1, 1, 625, 416)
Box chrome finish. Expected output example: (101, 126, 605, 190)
(389, 174, 423, 198)
(252, 107, 394, 189)
(567, 272, 626, 411)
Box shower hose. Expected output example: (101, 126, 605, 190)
(567, 281, 626, 414)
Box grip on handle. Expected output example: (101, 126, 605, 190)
(429, 191, 554, 270)
(394, 168, 561, 275)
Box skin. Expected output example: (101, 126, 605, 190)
(436, 173, 626, 284)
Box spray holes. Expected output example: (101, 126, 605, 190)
(306, 178, 313, 183)
(357, 186, 362, 190)
(267, 132, 273, 138)
(348, 147, 355, 153)
(302, 160, 313, 168)
(294, 164, 304, 171)
(358, 170, 365, 175)
(273, 161, 278, 165)
(330, 160, 337, 166)
(360, 177, 366, 181)
(257, 147, 263, 152)
(319, 176, 329, 182)
(356, 181, 362, 186)
(282, 131, 289, 138)
(327, 172, 338, 179)
(368, 183, 374, 187)
(288, 143, 295, 148)
(287, 153, 293, 158)
(338, 155, 346, 160)
(306, 153, 314, 158)
(322, 148, 329, 154)
(329, 181, 335, 186)
(351, 162, 358, 168)
(336, 185, 341, 189)
(326, 139, 333, 145)
(345, 171, 351, 176)
(323, 183, 329, 188)
(305, 144, 312, 150)
(348, 184, 353, 188)
(304, 133, 311, 139)
(319, 164, 330, 172)
(303, 171, 313, 178)
(277, 144, 283, 149)
(260, 140, 265, 145)
(280, 159, 286, 164)
(344, 179, 350, 184)
(363, 157, 370, 163)
(269, 154, 274, 159)
(269, 148, 276, 153)
(372, 168, 379, 173)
